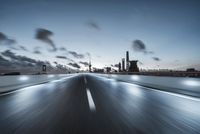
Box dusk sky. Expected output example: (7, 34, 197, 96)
(0, 0, 200, 70)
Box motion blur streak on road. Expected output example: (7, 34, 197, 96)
(0, 74, 200, 134)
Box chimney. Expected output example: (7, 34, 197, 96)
(126, 51, 129, 71)
(118, 62, 121, 72)
(122, 58, 125, 72)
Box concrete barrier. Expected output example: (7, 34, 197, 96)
(0, 74, 74, 93)
(96, 74, 200, 98)
(1, 73, 200, 98)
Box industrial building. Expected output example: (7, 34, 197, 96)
(118, 51, 139, 73)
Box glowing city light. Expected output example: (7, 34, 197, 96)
(183, 80, 200, 86)
(131, 75, 140, 81)
(19, 76, 29, 81)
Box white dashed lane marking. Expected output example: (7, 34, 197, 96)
(84, 76, 87, 84)
(86, 88, 96, 112)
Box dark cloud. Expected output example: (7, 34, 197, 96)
(146, 51, 154, 54)
(33, 50, 41, 54)
(133, 40, 146, 51)
(1, 50, 51, 68)
(6, 39, 16, 45)
(68, 62, 80, 69)
(59, 47, 67, 51)
(19, 45, 28, 51)
(2, 50, 35, 63)
(0, 32, 7, 41)
(0, 55, 10, 66)
(152, 57, 161, 61)
(68, 51, 85, 59)
(79, 61, 89, 66)
(132, 40, 153, 54)
(87, 21, 101, 30)
(59, 48, 87, 60)
(9, 45, 28, 51)
(56, 56, 68, 59)
(33, 47, 42, 54)
(56, 56, 74, 62)
(0, 32, 16, 45)
(10, 46, 20, 50)
(35, 28, 57, 51)
(138, 61, 143, 65)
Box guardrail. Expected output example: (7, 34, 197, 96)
(96, 74, 200, 98)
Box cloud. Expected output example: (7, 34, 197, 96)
(59, 47, 67, 51)
(10, 46, 20, 50)
(138, 61, 143, 65)
(19, 45, 28, 51)
(68, 51, 85, 59)
(9, 45, 28, 51)
(152, 57, 161, 61)
(111, 64, 119, 68)
(59, 48, 88, 60)
(33, 50, 41, 54)
(56, 64, 67, 70)
(0, 32, 7, 42)
(0, 55, 10, 67)
(56, 56, 74, 62)
(87, 20, 101, 30)
(33, 47, 42, 54)
(86, 52, 91, 58)
(146, 51, 154, 54)
(56, 56, 68, 59)
(132, 40, 153, 54)
(133, 40, 146, 51)
(68, 62, 80, 69)
(79, 61, 89, 66)
(6, 39, 16, 45)
(1, 50, 51, 68)
(0, 32, 16, 45)
(35, 28, 57, 51)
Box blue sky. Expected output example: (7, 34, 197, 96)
(0, 0, 200, 70)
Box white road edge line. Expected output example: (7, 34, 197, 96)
(86, 88, 96, 112)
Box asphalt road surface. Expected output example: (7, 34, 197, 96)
(0, 74, 200, 134)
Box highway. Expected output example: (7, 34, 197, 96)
(0, 74, 200, 134)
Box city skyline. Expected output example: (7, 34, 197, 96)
(0, 0, 200, 71)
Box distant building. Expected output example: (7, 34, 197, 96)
(93, 68, 104, 73)
(89, 60, 92, 72)
(118, 62, 121, 72)
(126, 51, 129, 71)
(122, 58, 125, 72)
(129, 60, 139, 72)
(42, 65, 47, 72)
(106, 67, 111, 73)
(186, 68, 196, 72)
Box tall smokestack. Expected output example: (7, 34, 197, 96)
(122, 58, 125, 72)
(89, 58, 92, 72)
(126, 51, 129, 71)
